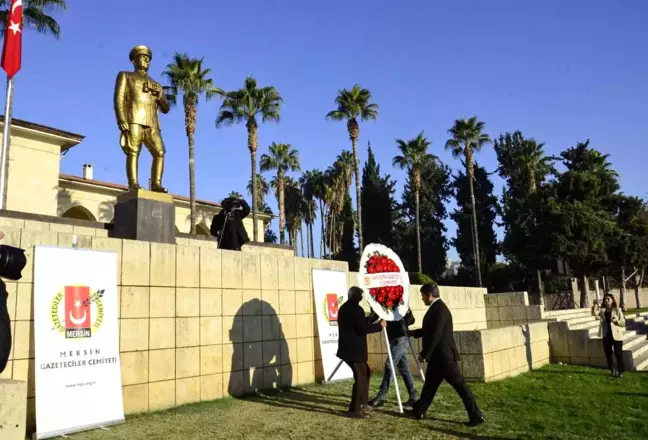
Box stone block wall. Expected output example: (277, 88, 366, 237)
(367, 318, 549, 383)
(548, 321, 634, 369)
(366, 284, 489, 378)
(0, 222, 347, 433)
(484, 292, 545, 329)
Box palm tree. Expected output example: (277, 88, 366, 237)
(335, 150, 354, 194)
(326, 85, 379, 254)
(216, 76, 283, 242)
(247, 174, 270, 211)
(300, 170, 319, 258)
(445, 116, 492, 287)
(393, 131, 438, 273)
(0, 0, 66, 38)
(310, 169, 326, 257)
(260, 143, 300, 245)
(162, 54, 222, 234)
(228, 190, 244, 199)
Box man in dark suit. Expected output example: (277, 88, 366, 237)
(337, 286, 386, 419)
(407, 283, 485, 427)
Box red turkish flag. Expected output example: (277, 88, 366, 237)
(1, 0, 23, 77)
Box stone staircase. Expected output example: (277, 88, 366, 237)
(545, 308, 648, 371)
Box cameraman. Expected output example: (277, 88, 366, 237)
(0, 230, 27, 375)
(210, 197, 251, 251)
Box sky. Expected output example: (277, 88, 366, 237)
(5, 0, 648, 261)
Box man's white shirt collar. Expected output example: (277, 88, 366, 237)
(429, 297, 441, 307)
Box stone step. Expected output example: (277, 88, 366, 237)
(632, 339, 648, 359)
(635, 350, 648, 370)
(590, 330, 638, 341)
(624, 333, 647, 350)
(571, 320, 600, 331)
(544, 307, 592, 318)
(563, 315, 597, 326)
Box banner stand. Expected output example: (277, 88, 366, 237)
(33, 245, 124, 439)
(312, 269, 354, 384)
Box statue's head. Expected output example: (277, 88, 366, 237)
(129, 45, 152, 71)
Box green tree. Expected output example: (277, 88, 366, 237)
(361, 141, 397, 249)
(393, 131, 438, 273)
(333, 194, 358, 271)
(494, 131, 556, 296)
(247, 174, 270, 211)
(450, 164, 500, 287)
(260, 143, 300, 245)
(309, 169, 326, 257)
(163, 53, 222, 234)
(445, 116, 492, 286)
(0, 0, 66, 38)
(216, 77, 283, 242)
(326, 85, 379, 254)
(299, 170, 319, 258)
(540, 141, 620, 307)
(395, 159, 452, 280)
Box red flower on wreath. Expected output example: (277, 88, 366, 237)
(365, 251, 404, 312)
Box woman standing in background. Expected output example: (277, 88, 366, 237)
(592, 293, 626, 377)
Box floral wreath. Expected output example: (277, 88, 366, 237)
(358, 243, 410, 321)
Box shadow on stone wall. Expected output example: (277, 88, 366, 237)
(228, 299, 292, 396)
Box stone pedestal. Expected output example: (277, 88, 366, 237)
(0, 379, 27, 440)
(110, 189, 176, 244)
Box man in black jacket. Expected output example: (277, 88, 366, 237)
(367, 308, 419, 408)
(407, 283, 484, 427)
(336, 286, 386, 418)
(210, 197, 250, 250)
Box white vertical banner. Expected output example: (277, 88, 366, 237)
(33, 246, 124, 439)
(312, 269, 353, 382)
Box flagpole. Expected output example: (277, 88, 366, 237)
(0, 75, 14, 210)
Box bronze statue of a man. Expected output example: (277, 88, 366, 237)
(114, 45, 170, 193)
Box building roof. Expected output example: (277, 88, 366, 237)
(59, 173, 225, 208)
(0, 116, 85, 153)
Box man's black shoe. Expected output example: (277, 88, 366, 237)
(465, 415, 485, 427)
(404, 409, 424, 420)
(404, 398, 417, 408)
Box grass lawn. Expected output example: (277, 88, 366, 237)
(67, 364, 647, 440)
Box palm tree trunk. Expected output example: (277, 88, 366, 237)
(186, 103, 197, 235)
(415, 189, 422, 273)
(466, 153, 483, 287)
(309, 223, 315, 259)
(300, 225, 305, 257)
(634, 268, 643, 309)
(278, 176, 285, 245)
(251, 151, 258, 242)
(319, 201, 325, 257)
(351, 137, 364, 255)
(247, 121, 259, 242)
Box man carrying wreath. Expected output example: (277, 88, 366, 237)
(336, 286, 386, 419)
(367, 308, 419, 408)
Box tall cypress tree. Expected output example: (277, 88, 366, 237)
(450, 163, 500, 285)
(361, 142, 397, 248)
(395, 160, 452, 280)
(333, 194, 359, 271)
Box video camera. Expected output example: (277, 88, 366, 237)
(221, 197, 244, 213)
(0, 244, 26, 281)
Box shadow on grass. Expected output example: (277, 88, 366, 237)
(532, 369, 604, 376)
(245, 388, 347, 417)
(429, 427, 516, 440)
(616, 392, 648, 397)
